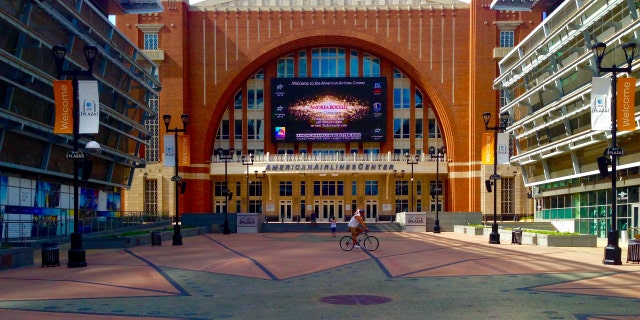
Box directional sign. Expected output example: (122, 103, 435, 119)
(66, 151, 85, 159)
(171, 176, 183, 182)
(608, 147, 624, 156)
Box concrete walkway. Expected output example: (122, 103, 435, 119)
(0, 232, 639, 320)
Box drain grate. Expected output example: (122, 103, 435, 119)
(319, 295, 392, 305)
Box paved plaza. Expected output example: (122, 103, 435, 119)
(1, 231, 639, 320)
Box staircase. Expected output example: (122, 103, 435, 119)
(261, 222, 403, 233)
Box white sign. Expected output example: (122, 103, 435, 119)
(163, 135, 175, 167)
(497, 132, 510, 165)
(591, 77, 612, 130)
(78, 80, 100, 134)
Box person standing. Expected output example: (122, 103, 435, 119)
(347, 208, 368, 248)
(330, 216, 337, 237)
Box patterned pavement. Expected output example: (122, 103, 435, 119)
(1, 231, 639, 320)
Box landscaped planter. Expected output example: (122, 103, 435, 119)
(522, 232, 537, 245)
(464, 226, 484, 235)
(453, 225, 484, 235)
(536, 233, 597, 247)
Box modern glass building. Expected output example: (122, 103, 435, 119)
(494, 0, 640, 238)
(0, 0, 162, 239)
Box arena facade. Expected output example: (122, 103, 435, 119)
(118, 0, 546, 227)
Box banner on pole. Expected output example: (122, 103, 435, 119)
(178, 135, 190, 166)
(78, 80, 100, 134)
(617, 77, 636, 131)
(53, 80, 73, 134)
(591, 77, 612, 131)
(481, 133, 494, 165)
(163, 135, 175, 167)
(497, 132, 510, 165)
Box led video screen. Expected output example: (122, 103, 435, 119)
(271, 77, 387, 143)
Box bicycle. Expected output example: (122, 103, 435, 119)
(339, 229, 379, 251)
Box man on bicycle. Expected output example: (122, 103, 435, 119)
(348, 208, 368, 248)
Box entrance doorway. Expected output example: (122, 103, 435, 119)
(279, 200, 292, 222)
(314, 200, 344, 222)
(364, 200, 378, 221)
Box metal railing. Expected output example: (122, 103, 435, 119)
(1, 211, 169, 246)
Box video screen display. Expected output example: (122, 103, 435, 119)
(271, 77, 387, 143)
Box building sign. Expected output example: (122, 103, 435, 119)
(263, 162, 396, 173)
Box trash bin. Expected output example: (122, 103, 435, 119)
(151, 231, 162, 246)
(41, 242, 60, 267)
(511, 228, 522, 245)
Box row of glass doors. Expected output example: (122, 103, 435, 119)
(278, 200, 379, 222)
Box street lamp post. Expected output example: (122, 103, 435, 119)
(163, 114, 189, 246)
(483, 112, 510, 244)
(52, 45, 98, 268)
(428, 146, 446, 233)
(217, 148, 234, 234)
(592, 41, 637, 265)
(405, 153, 419, 212)
(241, 154, 254, 211)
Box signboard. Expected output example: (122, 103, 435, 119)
(66, 151, 85, 159)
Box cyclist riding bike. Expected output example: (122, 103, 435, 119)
(348, 208, 368, 248)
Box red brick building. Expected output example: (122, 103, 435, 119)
(118, 0, 543, 223)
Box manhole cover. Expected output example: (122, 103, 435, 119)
(319, 295, 392, 305)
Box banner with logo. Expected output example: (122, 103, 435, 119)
(591, 77, 612, 130)
(164, 135, 191, 167)
(617, 77, 636, 131)
(78, 80, 100, 134)
(481, 133, 494, 164)
(53, 80, 73, 134)
(163, 135, 175, 167)
(497, 132, 510, 164)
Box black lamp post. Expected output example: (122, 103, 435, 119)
(483, 111, 509, 244)
(592, 41, 636, 265)
(52, 44, 98, 268)
(217, 148, 234, 234)
(405, 153, 419, 212)
(428, 146, 446, 233)
(163, 114, 189, 246)
(241, 154, 254, 211)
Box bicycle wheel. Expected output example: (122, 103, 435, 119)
(362, 235, 379, 251)
(340, 236, 355, 251)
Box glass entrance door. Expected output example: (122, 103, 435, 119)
(313, 200, 344, 222)
(365, 200, 378, 221)
(280, 200, 292, 222)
